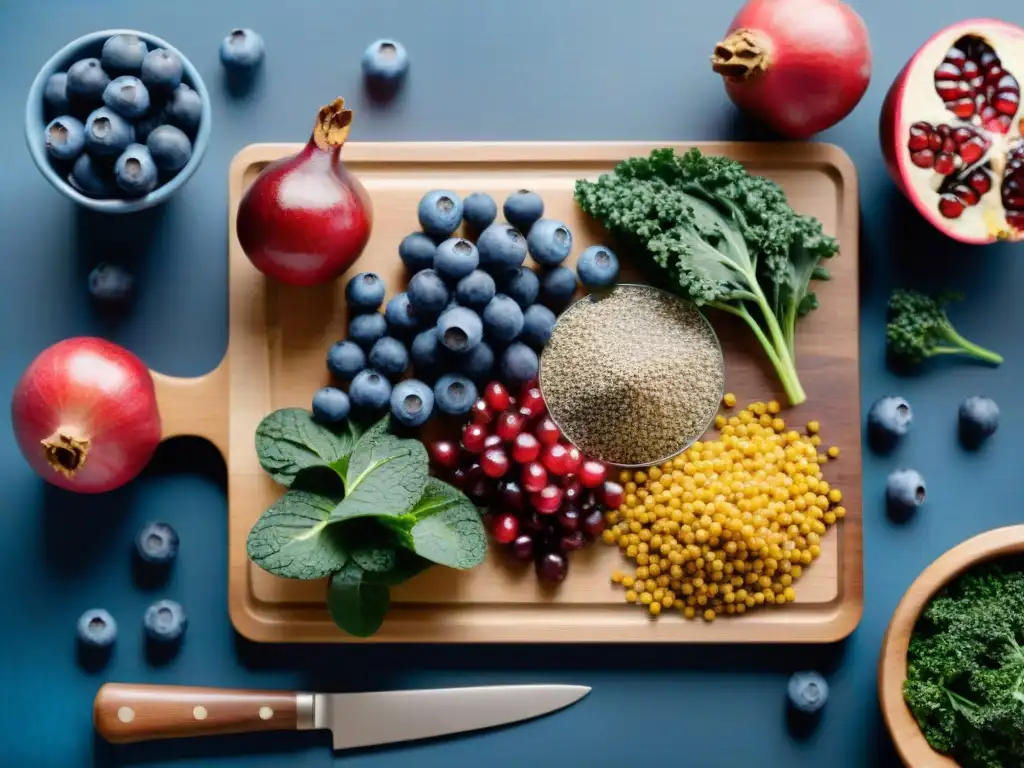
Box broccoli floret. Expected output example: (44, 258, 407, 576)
(886, 289, 1002, 366)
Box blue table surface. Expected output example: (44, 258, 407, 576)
(2, 1, 1022, 765)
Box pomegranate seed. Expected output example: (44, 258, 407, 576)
(428, 440, 460, 470)
(582, 509, 606, 538)
(581, 489, 599, 512)
(496, 410, 526, 441)
(521, 510, 546, 534)
(450, 466, 469, 489)
(933, 154, 958, 175)
(498, 480, 525, 511)
(536, 552, 568, 583)
(483, 434, 503, 450)
(563, 446, 583, 475)
(481, 447, 510, 478)
(534, 416, 561, 445)
(563, 480, 584, 504)
(938, 193, 966, 219)
(511, 534, 534, 562)
(467, 476, 494, 505)
(518, 387, 545, 419)
(461, 423, 488, 454)
(559, 531, 586, 552)
(541, 443, 570, 475)
(470, 398, 494, 425)
(511, 432, 540, 463)
(522, 461, 547, 492)
(491, 513, 519, 544)
(600, 481, 625, 509)
(579, 460, 607, 488)
(519, 377, 539, 395)
(483, 382, 511, 411)
(532, 484, 564, 514)
(557, 506, 581, 532)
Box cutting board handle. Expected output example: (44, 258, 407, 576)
(151, 358, 229, 457)
(94, 683, 313, 743)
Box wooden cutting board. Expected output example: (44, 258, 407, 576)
(152, 140, 862, 643)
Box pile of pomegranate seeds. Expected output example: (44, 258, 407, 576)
(428, 380, 624, 584)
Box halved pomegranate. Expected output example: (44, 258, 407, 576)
(881, 19, 1024, 244)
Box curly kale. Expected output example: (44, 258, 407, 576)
(904, 562, 1024, 767)
(887, 289, 1003, 366)
(574, 148, 838, 405)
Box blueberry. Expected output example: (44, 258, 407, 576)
(44, 73, 70, 115)
(77, 608, 117, 649)
(312, 386, 352, 424)
(361, 39, 409, 82)
(102, 76, 150, 119)
(45, 116, 85, 162)
(349, 369, 392, 414)
(220, 29, 265, 71)
(339, 273, 382, 314)
(84, 107, 134, 157)
(398, 232, 437, 274)
(384, 292, 421, 337)
(527, 219, 573, 267)
(787, 671, 829, 715)
(433, 373, 477, 415)
(521, 304, 557, 348)
(437, 306, 484, 354)
(164, 84, 203, 135)
(477, 223, 528, 274)
(418, 190, 463, 239)
(135, 522, 179, 565)
(69, 154, 112, 198)
(501, 266, 540, 309)
(408, 269, 450, 315)
(867, 396, 912, 451)
(368, 336, 410, 378)
(959, 396, 999, 446)
(146, 125, 192, 173)
(410, 328, 442, 376)
(349, 311, 388, 350)
(101, 34, 148, 74)
(326, 340, 366, 380)
(540, 266, 578, 310)
(482, 294, 525, 342)
(143, 599, 187, 643)
(503, 189, 544, 232)
(576, 245, 620, 288)
(141, 48, 183, 92)
(66, 58, 111, 104)
(88, 263, 134, 302)
(455, 341, 495, 382)
(463, 192, 497, 231)
(886, 468, 926, 516)
(114, 144, 158, 197)
(390, 379, 434, 428)
(455, 270, 496, 309)
(434, 238, 480, 283)
(501, 342, 539, 386)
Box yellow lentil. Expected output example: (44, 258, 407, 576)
(723, 393, 737, 408)
(827, 446, 840, 459)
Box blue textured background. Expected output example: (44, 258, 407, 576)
(1, 1, 1021, 766)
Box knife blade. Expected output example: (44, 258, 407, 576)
(94, 682, 590, 749)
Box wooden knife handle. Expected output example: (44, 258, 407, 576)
(94, 683, 314, 743)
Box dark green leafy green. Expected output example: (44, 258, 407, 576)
(886, 289, 1003, 367)
(326, 562, 391, 638)
(246, 490, 349, 580)
(255, 408, 361, 487)
(388, 478, 487, 570)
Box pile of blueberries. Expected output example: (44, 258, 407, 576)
(312, 188, 621, 428)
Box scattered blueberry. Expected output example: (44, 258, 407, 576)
(787, 671, 829, 715)
(503, 189, 544, 232)
(70, 154, 113, 198)
(501, 266, 540, 308)
(44, 73, 70, 115)
(477, 223, 528, 274)
(576, 245, 620, 288)
(463, 192, 497, 231)
(326, 340, 366, 380)
(164, 84, 202, 135)
(867, 396, 912, 451)
(527, 219, 573, 267)
(313, 386, 352, 423)
(399, 232, 438, 274)
(349, 369, 393, 414)
(540, 266, 578, 310)
(45, 116, 85, 162)
(390, 379, 434, 428)
(114, 144, 158, 196)
(501, 342, 539, 387)
(521, 304, 557, 348)
(143, 599, 187, 643)
(349, 312, 388, 350)
(434, 238, 480, 282)
(455, 341, 495, 382)
(101, 34, 148, 74)
(455, 270, 496, 309)
(88, 263, 134, 302)
(959, 396, 999, 447)
(408, 269, 450, 315)
(361, 39, 409, 82)
(145, 125, 192, 172)
(220, 29, 265, 71)
(437, 306, 484, 354)
(384, 292, 420, 337)
(66, 58, 111, 104)
(411, 328, 442, 375)
(102, 76, 150, 119)
(369, 336, 410, 378)
(344, 272, 386, 313)
(140, 48, 183, 92)
(433, 373, 477, 415)
(482, 294, 524, 342)
(418, 190, 463, 239)
(135, 522, 179, 565)
(77, 608, 117, 650)
(84, 107, 134, 157)
(886, 468, 926, 516)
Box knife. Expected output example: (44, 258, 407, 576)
(94, 682, 589, 749)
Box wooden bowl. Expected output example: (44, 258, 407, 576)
(878, 525, 1024, 767)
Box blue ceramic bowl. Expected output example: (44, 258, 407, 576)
(25, 29, 211, 213)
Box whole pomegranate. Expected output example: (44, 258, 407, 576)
(710, 0, 872, 139)
(880, 19, 1024, 244)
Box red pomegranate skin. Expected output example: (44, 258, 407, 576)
(11, 337, 162, 494)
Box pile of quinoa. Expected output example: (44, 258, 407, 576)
(539, 285, 724, 466)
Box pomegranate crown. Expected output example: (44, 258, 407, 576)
(313, 98, 354, 150)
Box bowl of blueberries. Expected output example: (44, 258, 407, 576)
(25, 29, 212, 213)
